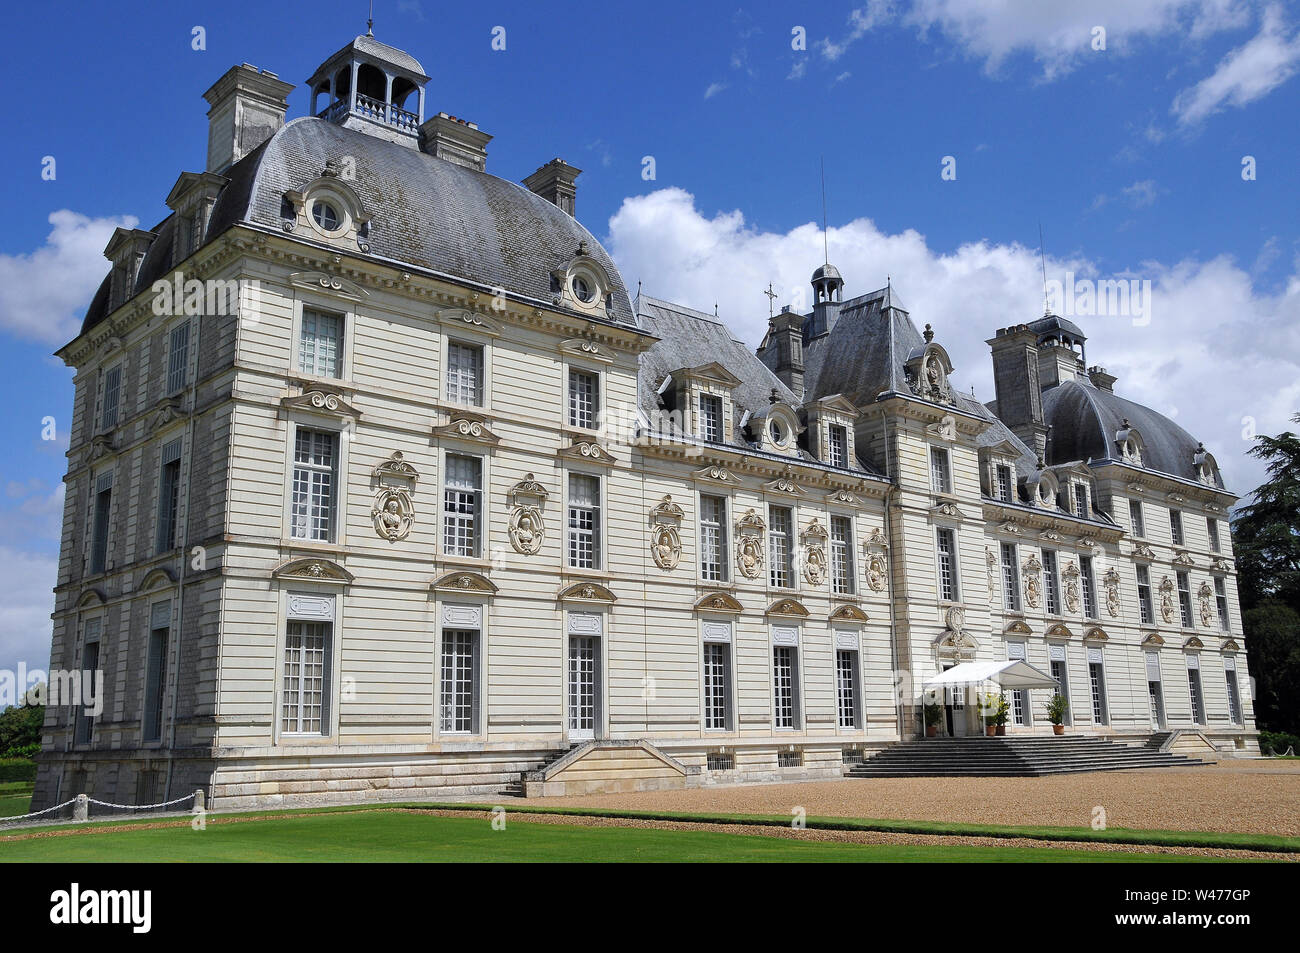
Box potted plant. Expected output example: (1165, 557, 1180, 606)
(979, 692, 998, 736)
(994, 694, 1010, 735)
(923, 702, 943, 737)
(1046, 693, 1069, 735)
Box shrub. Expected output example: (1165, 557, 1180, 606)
(1259, 730, 1300, 756)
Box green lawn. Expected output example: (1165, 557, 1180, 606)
(0, 809, 1238, 862)
(0, 781, 33, 818)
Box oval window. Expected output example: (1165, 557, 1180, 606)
(572, 276, 595, 303)
(312, 201, 340, 231)
(769, 419, 786, 446)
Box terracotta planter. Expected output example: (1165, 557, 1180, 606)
(1053, 724, 1065, 735)
(926, 725, 938, 737)
(995, 726, 1006, 736)
(985, 725, 997, 736)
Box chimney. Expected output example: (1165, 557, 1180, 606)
(202, 64, 295, 174)
(1037, 339, 1082, 389)
(765, 308, 805, 400)
(987, 324, 1048, 459)
(523, 159, 581, 216)
(419, 113, 492, 172)
(1087, 366, 1116, 392)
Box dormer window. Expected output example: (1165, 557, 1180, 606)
(769, 418, 788, 448)
(1073, 481, 1090, 519)
(312, 200, 340, 231)
(572, 276, 594, 304)
(699, 393, 722, 443)
(995, 464, 1013, 504)
(827, 425, 848, 467)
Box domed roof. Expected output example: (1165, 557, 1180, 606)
(1042, 379, 1224, 488)
(79, 116, 636, 335)
(812, 262, 842, 283)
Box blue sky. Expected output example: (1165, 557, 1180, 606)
(1, 0, 1298, 677)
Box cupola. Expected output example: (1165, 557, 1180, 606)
(307, 30, 429, 146)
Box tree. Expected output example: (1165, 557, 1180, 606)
(0, 701, 44, 758)
(1232, 413, 1300, 732)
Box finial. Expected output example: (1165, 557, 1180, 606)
(820, 157, 829, 265)
(770, 388, 779, 405)
(763, 282, 778, 318)
(923, 323, 934, 343)
(714, 302, 719, 317)
(367, 0, 374, 36)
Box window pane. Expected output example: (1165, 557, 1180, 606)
(447, 342, 484, 406)
(443, 455, 482, 557)
(167, 323, 190, 393)
(768, 506, 793, 588)
(568, 369, 598, 429)
(567, 474, 600, 568)
(299, 309, 342, 377)
(439, 630, 477, 732)
(700, 494, 728, 581)
(703, 642, 729, 729)
(700, 394, 722, 443)
(291, 429, 337, 541)
(282, 621, 329, 734)
(831, 516, 854, 595)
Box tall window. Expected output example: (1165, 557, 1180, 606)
(446, 340, 484, 406)
(930, 447, 951, 494)
(156, 438, 182, 554)
(75, 619, 102, 744)
(699, 494, 728, 582)
(166, 321, 190, 394)
(143, 602, 169, 743)
(699, 393, 723, 443)
(830, 516, 855, 595)
(836, 650, 860, 729)
(772, 645, 798, 729)
(995, 464, 1013, 503)
(768, 506, 794, 588)
(442, 455, 482, 557)
(567, 474, 601, 569)
(1214, 577, 1229, 630)
(282, 620, 329, 734)
(1129, 499, 1145, 537)
(1207, 517, 1221, 553)
(1176, 570, 1192, 627)
(1074, 482, 1089, 519)
(298, 308, 342, 377)
(1089, 657, 1107, 724)
(1080, 555, 1097, 618)
(936, 528, 958, 601)
(827, 425, 848, 468)
(439, 629, 478, 733)
(568, 368, 599, 429)
(290, 429, 338, 542)
(90, 471, 113, 575)
(1225, 660, 1242, 724)
(1137, 565, 1154, 625)
(1001, 542, 1020, 611)
(1170, 509, 1184, 546)
(1187, 660, 1205, 725)
(703, 641, 730, 730)
(101, 365, 121, 431)
(1043, 549, 1060, 614)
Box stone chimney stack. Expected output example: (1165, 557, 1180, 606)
(766, 307, 805, 400)
(419, 113, 492, 172)
(202, 64, 295, 174)
(1087, 366, 1117, 392)
(987, 324, 1048, 459)
(523, 159, 581, 216)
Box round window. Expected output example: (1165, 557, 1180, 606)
(312, 201, 340, 231)
(769, 419, 786, 446)
(572, 275, 595, 303)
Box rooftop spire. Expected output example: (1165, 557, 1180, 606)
(820, 157, 829, 265)
(1039, 222, 1050, 316)
(367, 0, 374, 37)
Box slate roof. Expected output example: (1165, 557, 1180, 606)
(79, 116, 636, 336)
(801, 286, 922, 405)
(1042, 378, 1222, 487)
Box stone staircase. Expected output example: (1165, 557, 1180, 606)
(1142, 731, 1173, 750)
(846, 735, 1204, 778)
(499, 746, 574, 797)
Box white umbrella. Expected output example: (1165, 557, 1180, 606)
(924, 659, 1059, 690)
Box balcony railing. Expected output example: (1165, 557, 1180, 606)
(316, 94, 419, 132)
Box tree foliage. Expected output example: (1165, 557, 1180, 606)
(1232, 414, 1300, 732)
(0, 702, 44, 758)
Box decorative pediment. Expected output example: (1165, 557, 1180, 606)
(558, 336, 614, 364)
(931, 501, 963, 521)
(926, 414, 958, 442)
(1141, 632, 1165, 647)
(680, 361, 743, 388)
(138, 568, 177, 592)
(864, 527, 889, 550)
(146, 397, 185, 434)
(75, 588, 107, 609)
(1172, 550, 1196, 567)
(934, 629, 979, 659)
(558, 581, 617, 604)
(1003, 620, 1033, 636)
(1083, 626, 1109, 643)
(434, 413, 501, 445)
(766, 598, 810, 618)
(1220, 638, 1241, 652)
(281, 389, 360, 421)
(905, 341, 956, 406)
(1077, 536, 1099, 549)
(1211, 557, 1233, 574)
(800, 518, 829, 542)
(558, 438, 617, 465)
(432, 571, 498, 595)
(89, 433, 118, 460)
(694, 592, 744, 614)
(1039, 529, 1062, 542)
(998, 520, 1024, 537)
(1182, 635, 1204, 650)
(763, 472, 806, 495)
(829, 603, 869, 624)
(1132, 542, 1156, 560)
(372, 451, 420, 486)
(288, 271, 368, 300)
(1167, 492, 1187, 505)
(826, 487, 862, 508)
(693, 464, 744, 486)
(437, 308, 502, 337)
(1044, 622, 1073, 640)
(272, 557, 354, 585)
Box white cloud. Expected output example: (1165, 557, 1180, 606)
(0, 210, 135, 346)
(703, 82, 727, 99)
(787, 59, 807, 80)
(1172, 2, 1300, 124)
(820, 1, 898, 61)
(1123, 179, 1160, 207)
(606, 187, 1300, 500)
(903, 0, 1252, 79)
(0, 545, 57, 678)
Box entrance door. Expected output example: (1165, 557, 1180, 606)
(1050, 658, 1072, 726)
(942, 664, 967, 736)
(567, 636, 597, 741)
